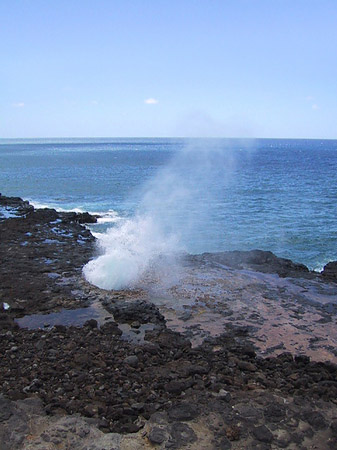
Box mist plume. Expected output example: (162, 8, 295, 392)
(83, 140, 236, 290)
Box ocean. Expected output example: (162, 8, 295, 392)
(1, 138, 336, 274)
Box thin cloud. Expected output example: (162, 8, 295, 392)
(12, 102, 25, 108)
(144, 98, 159, 105)
(305, 96, 319, 110)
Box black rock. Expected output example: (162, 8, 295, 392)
(330, 420, 337, 436)
(218, 437, 232, 449)
(321, 261, 337, 281)
(252, 425, 273, 443)
(168, 404, 199, 422)
(302, 410, 328, 430)
(60, 211, 98, 224)
(106, 300, 165, 325)
(0, 396, 13, 422)
(148, 426, 167, 444)
(165, 381, 188, 394)
(119, 422, 142, 433)
(295, 355, 310, 365)
(170, 422, 197, 446)
(264, 404, 286, 422)
(84, 319, 98, 329)
(194, 249, 310, 278)
(124, 355, 139, 368)
(100, 322, 123, 336)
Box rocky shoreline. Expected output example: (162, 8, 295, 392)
(1, 194, 337, 449)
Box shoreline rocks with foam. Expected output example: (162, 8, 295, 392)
(0, 195, 337, 449)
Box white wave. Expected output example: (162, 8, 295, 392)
(96, 210, 121, 224)
(56, 206, 86, 213)
(29, 199, 118, 219)
(312, 263, 326, 273)
(29, 200, 121, 222)
(83, 215, 179, 290)
(28, 199, 87, 213)
(0, 206, 20, 219)
(28, 200, 56, 210)
(91, 231, 105, 239)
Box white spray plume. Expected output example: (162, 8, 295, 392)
(83, 140, 237, 290)
(83, 215, 179, 290)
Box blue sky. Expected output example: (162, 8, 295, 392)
(1, 0, 337, 138)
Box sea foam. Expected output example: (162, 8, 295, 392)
(83, 140, 235, 290)
(83, 215, 179, 289)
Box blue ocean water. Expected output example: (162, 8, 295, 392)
(1, 138, 336, 271)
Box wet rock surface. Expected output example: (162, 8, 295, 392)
(0, 195, 337, 449)
(322, 261, 337, 282)
(0, 195, 96, 323)
(151, 251, 337, 363)
(190, 250, 312, 278)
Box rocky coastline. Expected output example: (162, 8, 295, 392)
(0, 194, 337, 449)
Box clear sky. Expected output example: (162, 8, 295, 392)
(1, 0, 337, 139)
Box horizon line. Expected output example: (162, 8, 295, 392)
(1, 136, 336, 141)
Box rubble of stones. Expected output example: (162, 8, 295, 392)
(0, 195, 337, 449)
(0, 194, 96, 325)
(1, 323, 337, 448)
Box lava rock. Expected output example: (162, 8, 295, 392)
(252, 425, 274, 443)
(168, 404, 199, 422)
(195, 249, 310, 278)
(321, 261, 337, 281)
(170, 422, 197, 447)
(148, 426, 167, 444)
(124, 355, 139, 368)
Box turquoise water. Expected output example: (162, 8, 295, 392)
(1, 138, 336, 271)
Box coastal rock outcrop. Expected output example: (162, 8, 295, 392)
(0, 195, 337, 449)
(0, 195, 96, 316)
(322, 261, 337, 281)
(0, 193, 33, 218)
(191, 249, 311, 278)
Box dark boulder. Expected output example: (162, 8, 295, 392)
(168, 403, 199, 422)
(105, 300, 165, 325)
(252, 425, 274, 443)
(60, 211, 98, 224)
(321, 261, 337, 281)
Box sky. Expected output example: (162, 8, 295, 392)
(1, 0, 337, 139)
